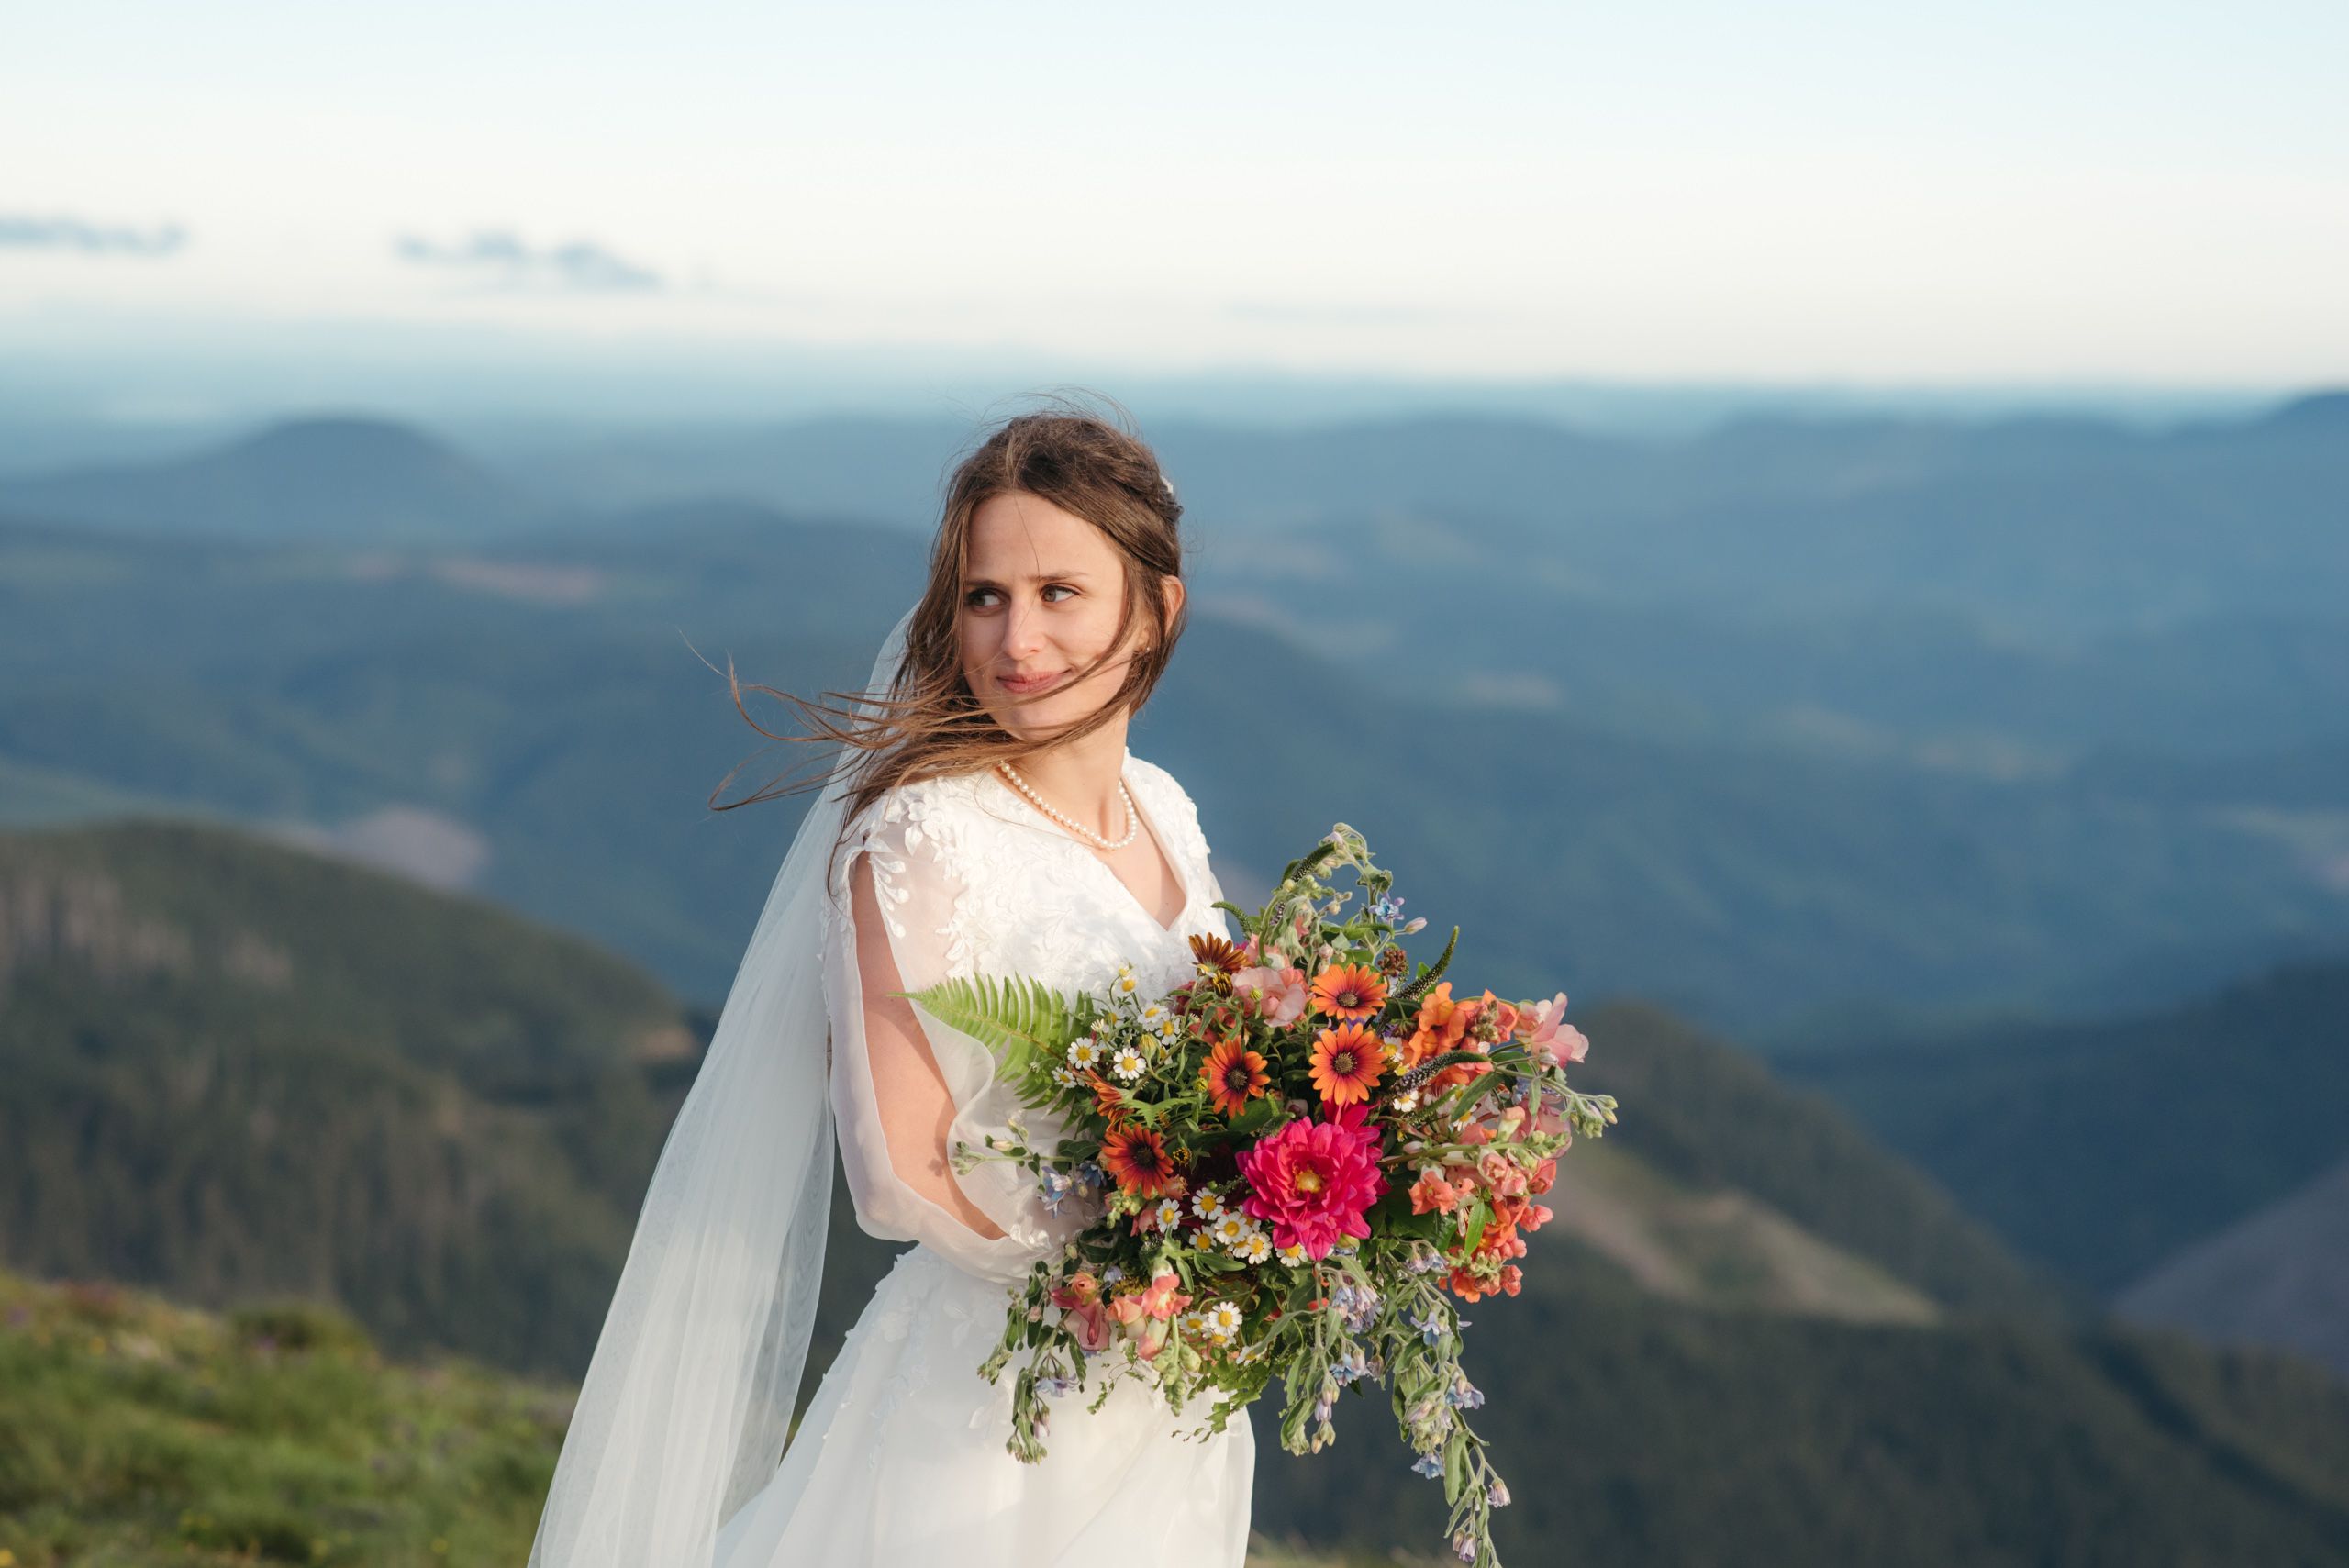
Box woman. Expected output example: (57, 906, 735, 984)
(527, 407, 1256, 1566)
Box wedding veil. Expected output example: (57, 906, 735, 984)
(525, 605, 916, 1567)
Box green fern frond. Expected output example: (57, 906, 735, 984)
(897, 973, 1085, 1080)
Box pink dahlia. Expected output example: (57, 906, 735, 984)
(1235, 1101, 1390, 1260)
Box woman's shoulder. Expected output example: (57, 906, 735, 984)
(841, 766, 994, 851)
(828, 769, 995, 947)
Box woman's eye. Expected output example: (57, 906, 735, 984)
(965, 584, 1074, 608)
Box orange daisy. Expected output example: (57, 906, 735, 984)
(1198, 1037, 1271, 1118)
(1100, 1124, 1181, 1198)
(1308, 1022, 1386, 1106)
(1085, 1070, 1131, 1127)
(1187, 931, 1249, 974)
(1309, 962, 1387, 1021)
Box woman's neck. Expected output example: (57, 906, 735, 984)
(1004, 717, 1131, 840)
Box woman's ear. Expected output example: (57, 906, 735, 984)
(1158, 573, 1186, 638)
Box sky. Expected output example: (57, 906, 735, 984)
(5, 0, 2346, 398)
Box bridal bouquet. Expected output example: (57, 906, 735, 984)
(911, 825, 1617, 1568)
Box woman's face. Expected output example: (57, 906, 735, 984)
(958, 489, 1180, 743)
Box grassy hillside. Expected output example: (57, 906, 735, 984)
(1783, 951, 2349, 1295)
(0, 1269, 568, 1566)
(0, 1269, 1402, 1568)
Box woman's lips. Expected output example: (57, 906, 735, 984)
(999, 670, 1063, 695)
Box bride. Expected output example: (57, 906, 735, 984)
(526, 407, 1258, 1565)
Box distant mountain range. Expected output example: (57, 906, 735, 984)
(0, 416, 551, 543)
(5, 470, 2348, 1043)
(7, 395, 2347, 647)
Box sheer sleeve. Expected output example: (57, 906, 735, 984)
(821, 788, 1097, 1283)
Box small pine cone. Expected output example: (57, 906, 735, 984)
(1377, 944, 1408, 977)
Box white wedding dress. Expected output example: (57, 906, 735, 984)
(711, 748, 1258, 1566)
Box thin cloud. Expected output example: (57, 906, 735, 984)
(394, 228, 662, 292)
(0, 214, 187, 256)
(1222, 299, 1453, 327)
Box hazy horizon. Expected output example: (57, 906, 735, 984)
(8, 0, 2345, 398)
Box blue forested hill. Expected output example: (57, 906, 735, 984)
(1783, 951, 2349, 1300)
(0, 416, 550, 543)
(5, 506, 2346, 1044)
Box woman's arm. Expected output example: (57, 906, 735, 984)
(844, 849, 1007, 1240)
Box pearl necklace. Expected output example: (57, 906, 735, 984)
(995, 760, 1140, 851)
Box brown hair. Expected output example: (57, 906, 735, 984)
(707, 394, 1189, 882)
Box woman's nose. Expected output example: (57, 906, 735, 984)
(1004, 594, 1046, 657)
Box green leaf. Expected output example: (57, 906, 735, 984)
(1445, 1068, 1510, 1116)
(1226, 1095, 1281, 1137)
(897, 973, 1084, 1081)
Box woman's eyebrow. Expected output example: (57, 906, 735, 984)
(965, 569, 1094, 586)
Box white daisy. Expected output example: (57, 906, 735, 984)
(1205, 1301, 1244, 1337)
(1392, 1090, 1420, 1112)
(1115, 964, 1140, 995)
(1051, 1065, 1080, 1087)
(1191, 1189, 1228, 1222)
(1065, 1036, 1103, 1069)
(1276, 1242, 1309, 1266)
(1233, 1231, 1273, 1264)
(1180, 1309, 1207, 1337)
(1209, 1214, 1249, 1249)
(1110, 1047, 1147, 1083)
(1152, 1198, 1185, 1231)
(1140, 1002, 1168, 1028)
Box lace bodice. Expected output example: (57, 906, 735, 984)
(818, 748, 1233, 1283)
